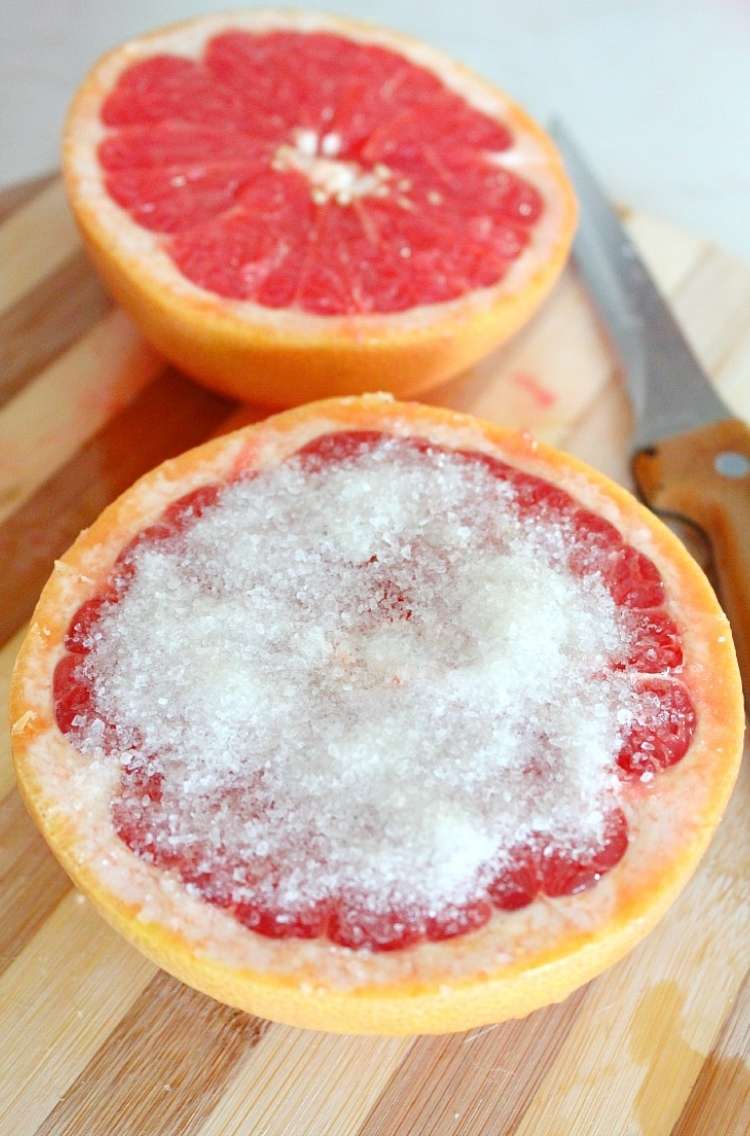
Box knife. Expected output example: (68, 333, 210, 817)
(550, 121, 750, 695)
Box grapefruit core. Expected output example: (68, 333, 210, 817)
(11, 396, 743, 1035)
(62, 12, 576, 407)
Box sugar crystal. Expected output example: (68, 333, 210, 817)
(80, 440, 635, 920)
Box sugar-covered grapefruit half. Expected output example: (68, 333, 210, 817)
(62, 11, 576, 407)
(11, 396, 743, 1035)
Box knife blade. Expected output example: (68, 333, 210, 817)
(549, 120, 730, 452)
(550, 120, 750, 696)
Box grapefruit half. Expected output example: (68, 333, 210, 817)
(11, 396, 743, 1034)
(62, 12, 576, 407)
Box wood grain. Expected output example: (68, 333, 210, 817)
(512, 759, 750, 1136)
(0, 174, 56, 224)
(199, 1027, 411, 1136)
(37, 973, 270, 1136)
(0, 894, 155, 1136)
(672, 974, 750, 1136)
(0, 251, 111, 409)
(0, 180, 80, 313)
(357, 988, 588, 1136)
(1, 174, 748, 1136)
(0, 309, 163, 524)
(0, 789, 70, 974)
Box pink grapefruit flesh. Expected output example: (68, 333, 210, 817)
(97, 30, 546, 315)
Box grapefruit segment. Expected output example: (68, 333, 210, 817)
(296, 429, 386, 468)
(64, 13, 576, 405)
(624, 609, 684, 673)
(97, 122, 269, 170)
(604, 546, 665, 610)
(425, 900, 493, 942)
(235, 900, 332, 943)
(487, 848, 540, 911)
(329, 905, 424, 953)
(103, 163, 262, 235)
(64, 592, 117, 654)
(52, 654, 94, 736)
(12, 397, 743, 1035)
(541, 808, 629, 898)
(163, 484, 222, 527)
(618, 679, 697, 779)
(100, 54, 251, 129)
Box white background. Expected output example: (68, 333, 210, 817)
(2, 0, 748, 256)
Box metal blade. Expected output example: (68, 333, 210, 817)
(550, 120, 731, 451)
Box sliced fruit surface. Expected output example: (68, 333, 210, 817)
(11, 396, 743, 1034)
(98, 32, 544, 315)
(63, 12, 576, 405)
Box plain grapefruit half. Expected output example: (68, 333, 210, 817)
(62, 11, 576, 407)
(11, 395, 743, 1035)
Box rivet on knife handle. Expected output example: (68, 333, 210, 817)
(633, 417, 750, 698)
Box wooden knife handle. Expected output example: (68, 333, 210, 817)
(632, 417, 750, 697)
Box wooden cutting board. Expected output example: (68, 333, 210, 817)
(1, 174, 749, 1136)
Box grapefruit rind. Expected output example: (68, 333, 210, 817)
(62, 11, 576, 407)
(11, 396, 743, 1034)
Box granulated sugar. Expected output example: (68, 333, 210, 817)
(77, 439, 634, 920)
